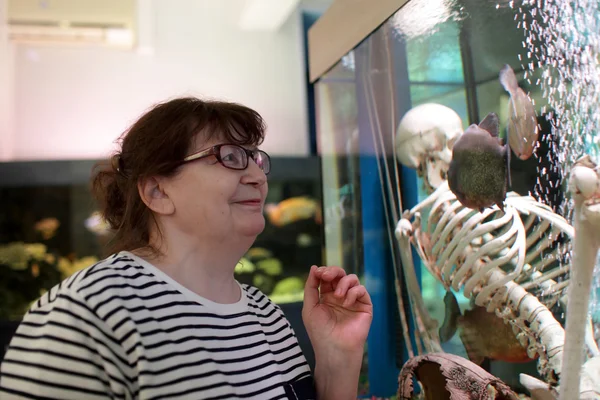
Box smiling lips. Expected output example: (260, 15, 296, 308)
(236, 199, 262, 206)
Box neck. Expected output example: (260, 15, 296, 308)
(137, 229, 256, 304)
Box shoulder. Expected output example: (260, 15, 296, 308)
(30, 251, 164, 317)
(241, 284, 292, 320)
(68, 251, 151, 286)
(242, 284, 279, 310)
(11, 256, 135, 354)
(2, 255, 138, 399)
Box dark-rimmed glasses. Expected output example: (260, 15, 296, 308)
(183, 144, 271, 175)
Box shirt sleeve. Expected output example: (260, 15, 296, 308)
(0, 286, 132, 399)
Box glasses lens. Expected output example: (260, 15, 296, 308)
(220, 145, 247, 170)
(254, 151, 271, 175)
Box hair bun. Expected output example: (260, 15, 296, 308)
(111, 154, 126, 176)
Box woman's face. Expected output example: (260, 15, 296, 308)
(162, 136, 269, 241)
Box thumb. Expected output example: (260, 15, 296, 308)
(303, 265, 321, 310)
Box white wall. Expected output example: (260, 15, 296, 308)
(5, 0, 310, 161)
(0, 0, 15, 160)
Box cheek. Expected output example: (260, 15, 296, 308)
(183, 192, 228, 228)
(182, 169, 241, 215)
(212, 180, 238, 215)
(217, 191, 229, 215)
(199, 187, 229, 215)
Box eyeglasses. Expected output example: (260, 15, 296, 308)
(183, 144, 271, 175)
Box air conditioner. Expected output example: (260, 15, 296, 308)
(7, 0, 136, 48)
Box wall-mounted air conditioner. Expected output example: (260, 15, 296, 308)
(7, 0, 137, 48)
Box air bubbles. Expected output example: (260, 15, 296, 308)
(518, 0, 600, 219)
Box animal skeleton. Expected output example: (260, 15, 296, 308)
(392, 107, 600, 398)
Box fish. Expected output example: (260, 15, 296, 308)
(447, 112, 511, 212)
(439, 291, 537, 365)
(265, 197, 321, 227)
(34, 217, 60, 240)
(499, 64, 539, 160)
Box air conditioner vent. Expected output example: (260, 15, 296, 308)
(7, 0, 136, 48)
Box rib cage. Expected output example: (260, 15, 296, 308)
(420, 183, 571, 307)
(395, 181, 579, 384)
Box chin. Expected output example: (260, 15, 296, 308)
(239, 217, 266, 237)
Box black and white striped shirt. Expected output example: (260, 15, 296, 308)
(0, 252, 314, 399)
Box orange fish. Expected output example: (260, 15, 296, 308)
(439, 291, 537, 365)
(265, 197, 321, 227)
(34, 217, 60, 240)
(499, 64, 539, 161)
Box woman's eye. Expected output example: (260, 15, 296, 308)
(223, 153, 241, 164)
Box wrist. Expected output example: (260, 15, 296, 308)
(313, 349, 364, 400)
(314, 346, 363, 367)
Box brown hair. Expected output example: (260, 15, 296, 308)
(91, 96, 267, 256)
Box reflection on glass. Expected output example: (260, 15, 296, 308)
(314, 0, 581, 396)
(316, 58, 362, 276)
(315, 58, 373, 395)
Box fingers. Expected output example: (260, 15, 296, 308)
(313, 266, 346, 293)
(304, 265, 372, 308)
(303, 265, 320, 309)
(332, 274, 360, 298)
(314, 266, 346, 281)
(343, 285, 372, 308)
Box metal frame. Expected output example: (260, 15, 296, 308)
(307, 0, 408, 82)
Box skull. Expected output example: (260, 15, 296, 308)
(395, 103, 464, 194)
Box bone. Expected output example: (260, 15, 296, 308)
(559, 156, 600, 400)
(395, 153, 600, 399)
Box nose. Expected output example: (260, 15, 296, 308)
(241, 158, 267, 186)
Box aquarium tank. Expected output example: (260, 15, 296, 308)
(0, 157, 322, 363)
(312, 0, 600, 398)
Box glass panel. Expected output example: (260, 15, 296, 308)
(249, 177, 323, 304)
(315, 56, 373, 395)
(0, 184, 102, 320)
(316, 56, 362, 276)
(0, 160, 322, 321)
(315, 0, 588, 397)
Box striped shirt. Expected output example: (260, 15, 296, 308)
(0, 252, 315, 400)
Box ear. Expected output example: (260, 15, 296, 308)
(138, 176, 175, 215)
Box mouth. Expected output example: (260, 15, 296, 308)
(235, 199, 262, 206)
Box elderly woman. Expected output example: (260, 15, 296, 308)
(0, 97, 372, 399)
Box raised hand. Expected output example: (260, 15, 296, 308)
(302, 265, 373, 353)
